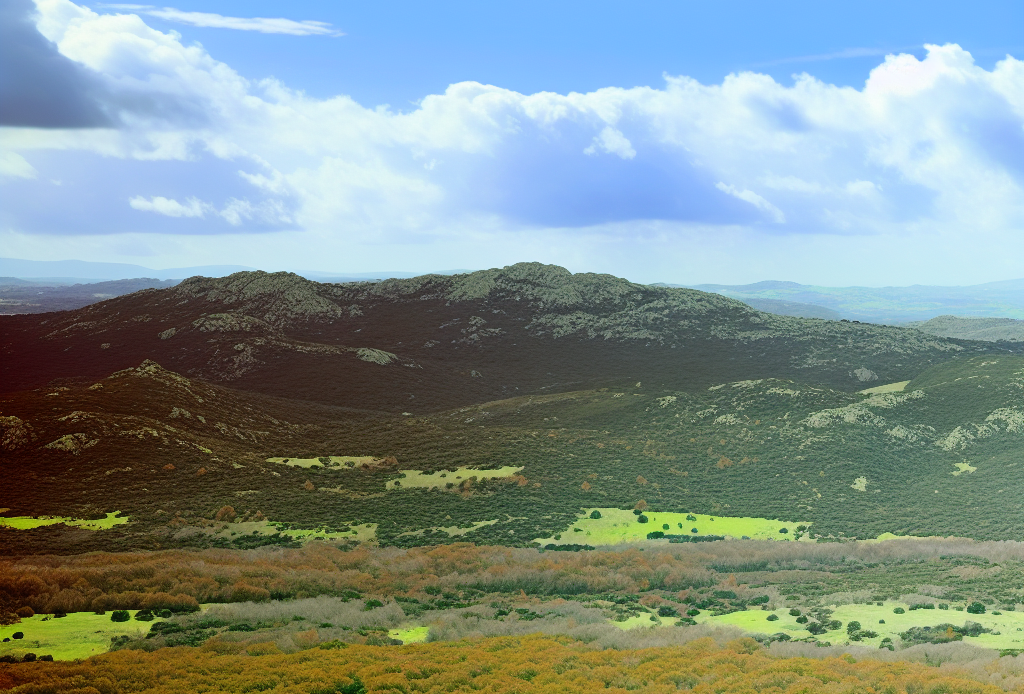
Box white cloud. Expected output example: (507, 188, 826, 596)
(129, 195, 211, 218)
(0, 152, 38, 179)
(584, 127, 636, 159)
(98, 5, 343, 36)
(715, 183, 786, 223)
(3, 2, 1023, 284)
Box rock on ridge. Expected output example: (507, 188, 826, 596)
(174, 271, 343, 326)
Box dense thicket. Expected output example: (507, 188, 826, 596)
(0, 634, 1011, 693)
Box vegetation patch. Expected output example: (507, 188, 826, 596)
(0, 512, 127, 531)
(265, 456, 379, 469)
(535, 508, 809, 546)
(386, 466, 524, 490)
(860, 381, 910, 395)
(0, 610, 164, 661)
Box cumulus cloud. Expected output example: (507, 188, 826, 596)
(129, 195, 210, 218)
(1, 1, 1022, 283)
(0, 0, 112, 127)
(715, 183, 785, 223)
(100, 5, 343, 36)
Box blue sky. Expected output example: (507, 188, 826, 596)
(1, 0, 1022, 284)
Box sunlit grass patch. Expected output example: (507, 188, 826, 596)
(859, 381, 910, 395)
(535, 508, 809, 546)
(265, 456, 378, 469)
(388, 626, 429, 643)
(213, 519, 378, 543)
(0, 610, 163, 661)
(386, 466, 523, 490)
(0, 511, 127, 531)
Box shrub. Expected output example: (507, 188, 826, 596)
(363, 599, 384, 611)
(749, 596, 770, 605)
(686, 515, 697, 521)
(847, 621, 862, 633)
(646, 531, 665, 539)
(110, 610, 130, 622)
(158, 609, 172, 619)
(636, 515, 648, 524)
(15, 606, 34, 619)
(893, 607, 905, 614)
(135, 609, 155, 622)
(686, 609, 700, 617)
(657, 606, 679, 617)
(967, 602, 986, 614)
(691, 528, 698, 534)
(766, 614, 779, 622)
(12, 632, 24, 640)
(589, 510, 601, 519)
(796, 616, 808, 624)
(789, 608, 801, 616)
(778, 528, 789, 534)
(22, 653, 36, 663)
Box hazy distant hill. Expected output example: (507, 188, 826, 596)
(680, 278, 1024, 323)
(0, 278, 179, 314)
(908, 315, 1024, 342)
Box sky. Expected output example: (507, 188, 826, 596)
(0, 0, 1022, 286)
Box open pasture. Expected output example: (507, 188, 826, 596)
(0, 610, 163, 661)
(386, 466, 524, 490)
(0, 511, 127, 531)
(535, 508, 809, 545)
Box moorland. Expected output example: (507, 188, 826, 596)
(1, 263, 1023, 692)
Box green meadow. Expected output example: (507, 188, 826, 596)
(265, 456, 377, 469)
(0, 611, 163, 660)
(386, 466, 524, 490)
(535, 508, 809, 546)
(0, 511, 127, 531)
(693, 602, 1024, 650)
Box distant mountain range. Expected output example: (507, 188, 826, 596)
(671, 279, 1024, 323)
(0, 257, 470, 285)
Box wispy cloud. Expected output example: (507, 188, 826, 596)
(99, 5, 343, 36)
(754, 46, 917, 67)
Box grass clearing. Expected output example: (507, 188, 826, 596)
(534, 508, 809, 546)
(0, 611, 163, 660)
(213, 519, 378, 543)
(397, 519, 498, 538)
(265, 456, 378, 469)
(694, 602, 1024, 650)
(610, 614, 661, 630)
(386, 466, 523, 490)
(388, 626, 430, 643)
(952, 461, 978, 475)
(858, 381, 911, 395)
(0, 511, 127, 531)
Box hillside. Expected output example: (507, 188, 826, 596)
(908, 315, 1024, 342)
(2, 352, 1022, 554)
(0, 264, 1008, 414)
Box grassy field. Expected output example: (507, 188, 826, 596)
(0, 511, 128, 531)
(212, 518, 378, 543)
(386, 466, 524, 490)
(0, 611, 163, 660)
(535, 508, 809, 545)
(388, 626, 430, 643)
(859, 380, 910, 394)
(265, 456, 377, 469)
(694, 602, 1024, 650)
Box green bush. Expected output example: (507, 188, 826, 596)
(589, 510, 601, 519)
(110, 610, 130, 623)
(967, 602, 986, 614)
(135, 609, 155, 622)
(636, 515, 648, 524)
(893, 607, 905, 614)
(766, 614, 779, 622)
(788, 608, 801, 616)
